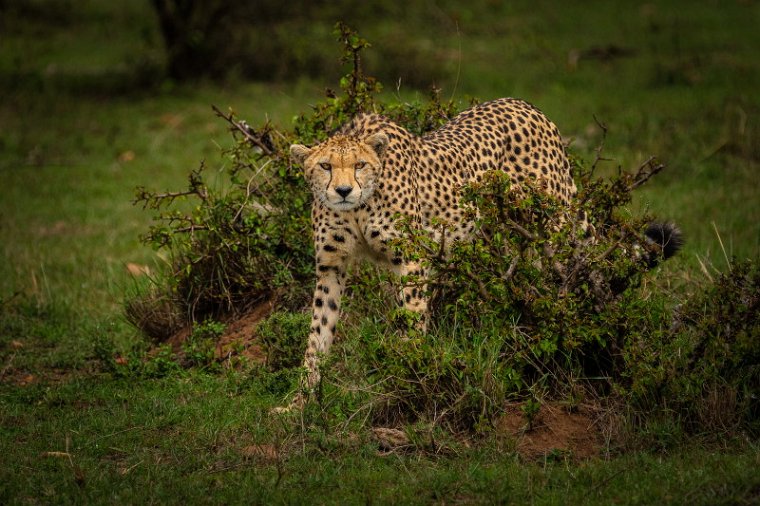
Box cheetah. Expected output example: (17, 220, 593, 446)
(287, 98, 678, 407)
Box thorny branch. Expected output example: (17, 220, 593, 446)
(590, 114, 611, 176)
(212, 105, 276, 157)
(134, 165, 208, 209)
(627, 156, 665, 191)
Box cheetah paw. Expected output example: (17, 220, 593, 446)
(269, 393, 306, 414)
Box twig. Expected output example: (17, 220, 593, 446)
(134, 165, 208, 209)
(507, 219, 538, 241)
(475, 276, 491, 301)
(628, 157, 665, 191)
(594, 233, 626, 264)
(173, 225, 209, 234)
(212, 105, 276, 156)
(590, 115, 611, 176)
(134, 188, 202, 209)
(436, 223, 448, 261)
(503, 255, 520, 281)
(232, 159, 274, 223)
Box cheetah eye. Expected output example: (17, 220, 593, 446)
(319, 162, 332, 171)
(354, 161, 366, 170)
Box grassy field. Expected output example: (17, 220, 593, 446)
(1, 0, 759, 503)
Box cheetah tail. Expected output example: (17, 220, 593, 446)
(643, 222, 684, 268)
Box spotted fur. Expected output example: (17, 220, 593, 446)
(288, 98, 577, 400)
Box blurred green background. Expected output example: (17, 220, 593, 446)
(1, 0, 758, 358)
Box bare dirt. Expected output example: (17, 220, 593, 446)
(497, 402, 605, 460)
(163, 299, 275, 367)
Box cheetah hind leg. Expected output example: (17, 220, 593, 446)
(395, 260, 430, 334)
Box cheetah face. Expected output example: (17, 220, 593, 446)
(290, 132, 388, 212)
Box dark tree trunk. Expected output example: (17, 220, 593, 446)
(150, 0, 230, 81)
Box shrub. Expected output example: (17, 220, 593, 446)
(337, 161, 676, 431)
(626, 260, 760, 435)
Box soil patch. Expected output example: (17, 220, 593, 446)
(163, 299, 275, 366)
(497, 402, 604, 460)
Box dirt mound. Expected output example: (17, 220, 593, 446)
(163, 300, 275, 366)
(497, 402, 605, 460)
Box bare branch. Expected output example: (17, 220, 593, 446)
(134, 188, 199, 210)
(212, 105, 276, 157)
(173, 225, 209, 234)
(590, 114, 612, 176)
(475, 276, 492, 301)
(503, 256, 520, 282)
(436, 223, 448, 262)
(506, 217, 538, 242)
(628, 157, 665, 191)
(134, 165, 208, 209)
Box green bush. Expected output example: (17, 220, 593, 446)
(332, 162, 675, 431)
(626, 260, 760, 435)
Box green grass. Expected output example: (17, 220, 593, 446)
(1, 0, 759, 503)
(3, 372, 759, 504)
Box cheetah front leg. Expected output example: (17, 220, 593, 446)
(279, 250, 349, 411)
(303, 262, 346, 390)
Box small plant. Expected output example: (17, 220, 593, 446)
(98, 342, 184, 379)
(182, 319, 226, 371)
(521, 398, 542, 431)
(258, 311, 310, 371)
(627, 259, 760, 435)
(190, 318, 227, 340)
(143, 345, 184, 378)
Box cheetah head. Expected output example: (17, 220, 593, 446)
(290, 132, 388, 212)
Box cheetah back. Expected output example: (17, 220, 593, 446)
(343, 98, 576, 242)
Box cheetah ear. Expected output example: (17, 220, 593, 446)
(364, 132, 389, 159)
(290, 144, 312, 165)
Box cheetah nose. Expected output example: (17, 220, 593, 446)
(335, 186, 353, 199)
